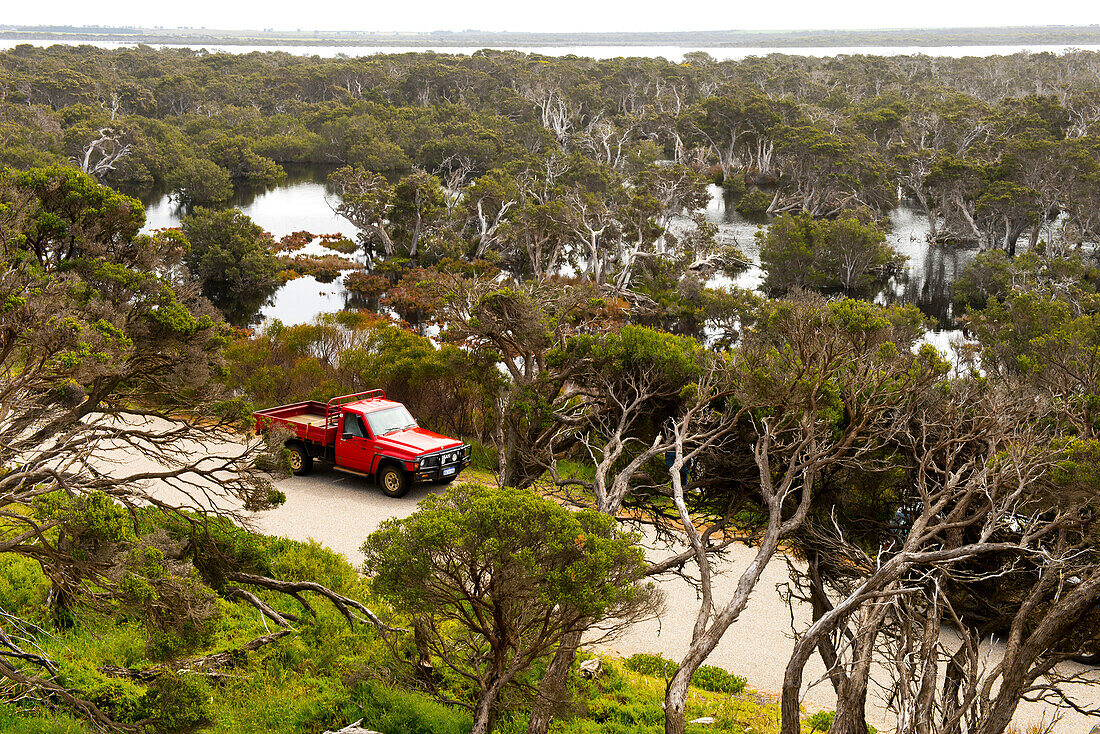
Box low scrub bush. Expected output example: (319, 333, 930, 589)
(736, 188, 772, 215)
(624, 652, 679, 677)
(692, 665, 746, 694)
(623, 654, 745, 695)
(142, 671, 214, 734)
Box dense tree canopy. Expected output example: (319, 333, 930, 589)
(6, 43, 1100, 734)
(362, 484, 659, 734)
(180, 206, 281, 326)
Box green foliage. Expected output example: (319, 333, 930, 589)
(363, 483, 653, 621)
(624, 652, 680, 678)
(181, 207, 281, 326)
(0, 553, 49, 619)
(170, 158, 233, 205)
(553, 325, 703, 391)
(141, 672, 214, 734)
(955, 250, 1099, 311)
(691, 665, 747, 695)
(737, 188, 772, 215)
(225, 311, 501, 438)
(562, 655, 795, 734)
(806, 711, 835, 732)
(623, 654, 745, 694)
(0, 703, 88, 734)
(803, 711, 877, 734)
(363, 484, 657, 725)
(467, 438, 500, 472)
(759, 212, 901, 294)
(353, 682, 473, 734)
(88, 677, 146, 724)
(206, 136, 285, 184)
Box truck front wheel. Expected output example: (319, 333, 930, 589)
(379, 465, 410, 498)
(287, 442, 313, 476)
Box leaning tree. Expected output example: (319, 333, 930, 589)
(0, 166, 389, 729)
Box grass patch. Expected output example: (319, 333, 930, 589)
(0, 510, 829, 734)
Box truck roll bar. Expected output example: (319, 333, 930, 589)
(325, 390, 386, 422)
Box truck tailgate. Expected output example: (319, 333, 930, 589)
(253, 401, 337, 444)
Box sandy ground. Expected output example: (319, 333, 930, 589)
(85, 418, 1098, 733)
(249, 464, 1100, 733)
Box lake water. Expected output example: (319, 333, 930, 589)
(139, 172, 974, 355)
(141, 168, 365, 325)
(6, 39, 1100, 62)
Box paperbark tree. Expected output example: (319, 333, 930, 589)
(776, 381, 1083, 734)
(661, 294, 943, 734)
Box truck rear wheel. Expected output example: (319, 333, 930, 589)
(287, 442, 313, 476)
(379, 465, 409, 498)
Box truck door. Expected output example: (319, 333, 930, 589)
(335, 410, 375, 472)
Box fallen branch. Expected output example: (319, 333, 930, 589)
(0, 657, 130, 732)
(225, 571, 404, 632)
(100, 630, 291, 682)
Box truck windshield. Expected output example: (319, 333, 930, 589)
(365, 406, 417, 435)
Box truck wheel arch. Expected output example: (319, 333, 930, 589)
(377, 461, 410, 498)
(285, 440, 313, 476)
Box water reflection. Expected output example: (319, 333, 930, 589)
(700, 186, 972, 338)
(136, 164, 347, 233)
(881, 206, 977, 330)
(138, 171, 972, 348)
(136, 164, 363, 327)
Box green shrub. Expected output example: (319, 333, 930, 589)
(140, 672, 213, 734)
(468, 439, 499, 472)
(807, 710, 835, 732)
(623, 655, 745, 695)
(88, 677, 146, 723)
(691, 665, 746, 694)
(623, 652, 679, 677)
(0, 553, 49, 619)
(736, 188, 772, 215)
(722, 174, 747, 199)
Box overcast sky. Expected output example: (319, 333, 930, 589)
(5, 0, 1100, 34)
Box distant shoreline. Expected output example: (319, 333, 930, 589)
(3, 24, 1100, 48)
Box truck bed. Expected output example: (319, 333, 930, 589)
(253, 400, 338, 445)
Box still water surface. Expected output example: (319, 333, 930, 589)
(140, 167, 361, 324)
(6, 39, 1100, 62)
(138, 171, 975, 354)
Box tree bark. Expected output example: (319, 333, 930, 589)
(528, 629, 582, 734)
(664, 659, 695, 734)
(471, 672, 506, 734)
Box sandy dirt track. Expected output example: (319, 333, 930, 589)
(250, 465, 1099, 733)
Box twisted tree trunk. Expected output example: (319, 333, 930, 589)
(527, 630, 582, 734)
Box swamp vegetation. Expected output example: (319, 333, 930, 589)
(2, 44, 1100, 734)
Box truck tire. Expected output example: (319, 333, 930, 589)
(286, 442, 313, 476)
(378, 465, 410, 498)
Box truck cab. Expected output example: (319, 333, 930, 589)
(253, 390, 471, 497)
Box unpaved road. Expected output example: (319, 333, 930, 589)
(252, 464, 1099, 732)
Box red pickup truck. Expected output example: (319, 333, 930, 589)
(252, 390, 471, 498)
